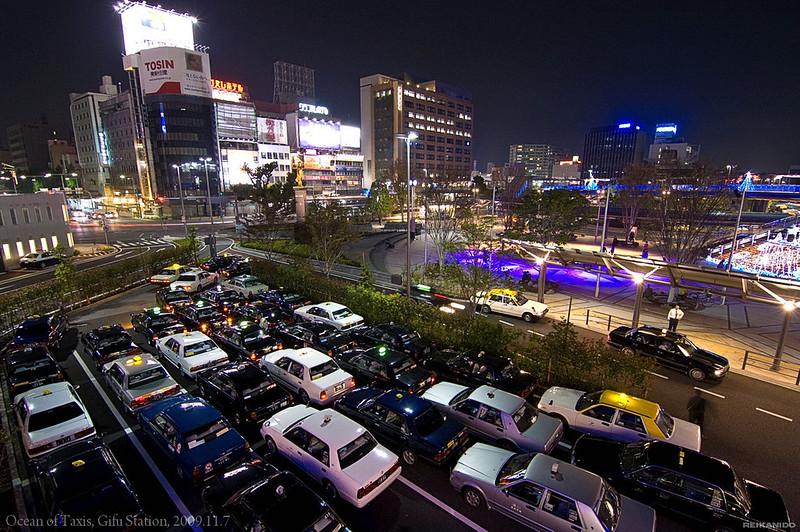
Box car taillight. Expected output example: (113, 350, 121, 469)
(227, 317, 233, 325)
(350, 378, 356, 388)
(29, 442, 54, 455)
(433, 447, 451, 462)
(320, 391, 327, 401)
(132, 396, 149, 408)
(250, 352, 257, 360)
(358, 459, 400, 499)
(75, 427, 95, 439)
(165, 385, 181, 396)
(165, 305, 172, 312)
(250, 411, 257, 421)
(152, 335, 158, 342)
(192, 466, 202, 480)
(201, 323, 208, 332)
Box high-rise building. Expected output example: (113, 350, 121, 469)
(508, 144, 570, 183)
(647, 123, 699, 167)
(7, 111, 71, 176)
(581, 123, 647, 182)
(360, 73, 473, 189)
(98, 91, 141, 198)
(273, 62, 315, 105)
(69, 75, 119, 196)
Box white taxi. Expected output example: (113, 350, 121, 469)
(294, 302, 364, 331)
(103, 354, 184, 413)
(155, 330, 229, 379)
(260, 347, 355, 405)
(14, 382, 96, 458)
(150, 264, 194, 285)
(223, 275, 269, 299)
(473, 288, 548, 322)
(169, 270, 218, 293)
(261, 405, 401, 508)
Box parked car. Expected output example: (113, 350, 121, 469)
(349, 323, 434, 360)
(169, 270, 219, 293)
(272, 322, 354, 356)
(197, 287, 247, 315)
(14, 382, 96, 458)
(420, 348, 538, 399)
(335, 387, 469, 466)
(202, 459, 348, 532)
(81, 324, 141, 368)
(33, 439, 144, 526)
(450, 442, 656, 532)
(228, 301, 295, 330)
(130, 307, 185, 345)
(5, 345, 64, 398)
(7, 314, 69, 351)
(137, 396, 250, 483)
(571, 436, 791, 531)
(260, 405, 402, 508)
(20, 250, 61, 269)
(423, 383, 563, 453)
(155, 287, 194, 312)
(174, 301, 225, 333)
(607, 325, 730, 382)
(102, 354, 183, 413)
(473, 288, 548, 322)
(149, 264, 194, 285)
(218, 257, 251, 278)
(200, 255, 237, 273)
(537, 388, 702, 451)
(195, 362, 292, 427)
(335, 346, 435, 394)
(209, 320, 282, 362)
(258, 289, 312, 311)
(260, 347, 355, 406)
(405, 284, 466, 313)
(294, 301, 364, 331)
(155, 330, 229, 379)
(223, 275, 269, 299)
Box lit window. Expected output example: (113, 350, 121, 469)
(40, 238, 48, 251)
(2, 244, 10, 260)
(51, 235, 58, 248)
(15, 242, 24, 257)
(67, 233, 74, 247)
(29, 239, 36, 253)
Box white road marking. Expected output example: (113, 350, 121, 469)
(647, 371, 669, 380)
(527, 330, 545, 337)
(756, 407, 793, 422)
(498, 320, 515, 327)
(693, 386, 725, 399)
(397, 476, 488, 532)
(72, 350, 201, 531)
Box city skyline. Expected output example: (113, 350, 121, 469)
(2, 0, 799, 173)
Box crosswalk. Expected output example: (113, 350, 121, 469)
(114, 238, 174, 248)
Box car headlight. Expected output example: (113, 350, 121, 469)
(713, 367, 726, 376)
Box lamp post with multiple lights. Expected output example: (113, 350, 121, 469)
(171, 164, 189, 239)
(200, 157, 216, 257)
(396, 131, 418, 299)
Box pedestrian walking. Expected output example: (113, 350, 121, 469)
(610, 237, 618, 254)
(686, 389, 706, 430)
(641, 241, 649, 259)
(667, 304, 684, 332)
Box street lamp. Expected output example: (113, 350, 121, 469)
(396, 131, 418, 299)
(171, 164, 189, 239)
(600, 185, 612, 251)
(727, 172, 751, 272)
(200, 157, 216, 257)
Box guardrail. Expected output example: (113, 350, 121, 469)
(741, 350, 800, 385)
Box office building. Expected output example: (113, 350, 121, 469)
(581, 123, 647, 183)
(647, 124, 699, 167)
(0, 193, 73, 269)
(508, 144, 571, 183)
(360, 73, 473, 189)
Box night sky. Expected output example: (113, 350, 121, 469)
(3, 0, 799, 173)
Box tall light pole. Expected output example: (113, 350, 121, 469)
(171, 164, 189, 239)
(727, 172, 751, 272)
(396, 131, 418, 298)
(200, 157, 216, 257)
(599, 185, 611, 251)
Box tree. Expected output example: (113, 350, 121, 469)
(364, 181, 393, 223)
(304, 201, 359, 278)
(616, 163, 657, 240)
(509, 188, 588, 244)
(418, 173, 468, 270)
(494, 164, 526, 231)
(650, 169, 734, 264)
(380, 159, 409, 221)
(186, 226, 200, 264)
(241, 163, 295, 259)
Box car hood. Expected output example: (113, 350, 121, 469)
(616, 494, 657, 532)
(520, 413, 563, 452)
(422, 382, 469, 408)
(746, 480, 790, 524)
(693, 348, 729, 367)
(538, 387, 583, 412)
(452, 443, 514, 485)
(665, 418, 702, 451)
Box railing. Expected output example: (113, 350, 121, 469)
(741, 350, 800, 385)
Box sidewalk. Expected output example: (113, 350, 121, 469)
(377, 228, 800, 391)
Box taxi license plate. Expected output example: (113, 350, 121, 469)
(446, 440, 455, 449)
(56, 436, 71, 445)
(334, 383, 345, 393)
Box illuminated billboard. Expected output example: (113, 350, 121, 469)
(223, 148, 258, 186)
(303, 155, 333, 171)
(136, 47, 211, 97)
(212, 79, 244, 102)
(299, 118, 340, 150)
(257, 117, 288, 145)
(119, 3, 195, 56)
(340, 125, 360, 149)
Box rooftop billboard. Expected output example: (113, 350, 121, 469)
(136, 47, 211, 98)
(119, 3, 195, 55)
(298, 118, 341, 150)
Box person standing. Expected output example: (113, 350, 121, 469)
(610, 237, 618, 254)
(667, 304, 684, 332)
(641, 241, 649, 258)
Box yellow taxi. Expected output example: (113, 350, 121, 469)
(150, 264, 194, 285)
(538, 387, 701, 451)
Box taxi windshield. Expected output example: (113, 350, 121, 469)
(159, 268, 178, 276)
(514, 294, 529, 305)
(28, 403, 84, 431)
(594, 483, 621, 531)
(128, 367, 168, 388)
(575, 390, 604, 411)
(185, 418, 230, 450)
(332, 308, 354, 319)
(310, 360, 339, 380)
(512, 402, 538, 432)
(184, 340, 218, 357)
(176, 274, 196, 282)
(654, 407, 675, 437)
(497, 452, 536, 485)
(338, 432, 377, 469)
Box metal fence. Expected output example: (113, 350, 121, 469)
(741, 350, 800, 385)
